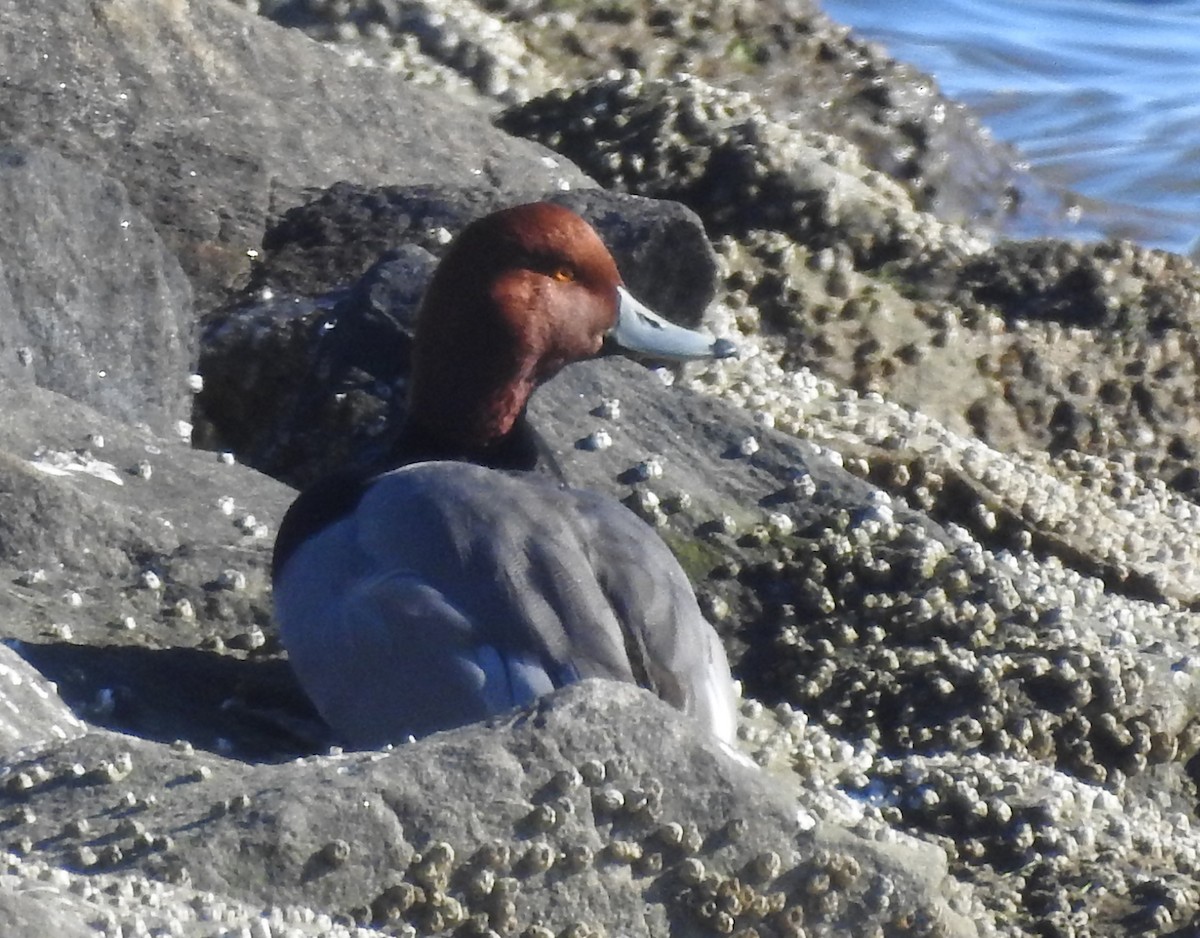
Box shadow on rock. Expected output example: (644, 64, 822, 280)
(12, 642, 325, 762)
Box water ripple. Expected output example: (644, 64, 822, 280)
(823, 0, 1200, 256)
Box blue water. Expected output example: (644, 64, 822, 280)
(820, 0, 1200, 258)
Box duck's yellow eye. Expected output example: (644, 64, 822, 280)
(552, 266, 575, 283)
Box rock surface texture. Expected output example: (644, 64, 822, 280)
(1, 1, 1199, 937)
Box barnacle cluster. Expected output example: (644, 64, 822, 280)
(499, 73, 983, 271)
(670, 285, 1200, 933)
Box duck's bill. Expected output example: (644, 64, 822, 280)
(609, 287, 737, 361)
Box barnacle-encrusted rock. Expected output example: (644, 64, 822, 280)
(265, 0, 1033, 227)
(500, 73, 984, 269)
(675, 325, 1200, 934)
(0, 684, 979, 938)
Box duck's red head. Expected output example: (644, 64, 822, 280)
(406, 203, 621, 450)
(406, 202, 733, 453)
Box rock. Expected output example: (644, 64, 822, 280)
(499, 72, 986, 269)
(683, 344, 1200, 935)
(260, 0, 1054, 231)
(243, 184, 716, 317)
(0, 383, 300, 756)
(0, 849, 375, 937)
(0, 0, 589, 309)
(0, 882, 98, 938)
(0, 148, 193, 433)
(259, 0, 561, 108)
(0, 645, 88, 764)
(0, 681, 980, 938)
(724, 214, 1200, 504)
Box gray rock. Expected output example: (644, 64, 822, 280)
(0, 148, 193, 432)
(0, 384, 288, 594)
(0, 644, 87, 764)
(244, 184, 715, 316)
(0, 384, 300, 755)
(0, 0, 590, 309)
(0, 884, 98, 938)
(0, 681, 979, 938)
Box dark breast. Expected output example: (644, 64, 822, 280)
(271, 414, 562, 580)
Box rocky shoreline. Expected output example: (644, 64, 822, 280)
(2, 1, 1199, 936)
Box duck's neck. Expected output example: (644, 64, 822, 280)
(391, 405, 545, 472)
(413, 368, 534, 442)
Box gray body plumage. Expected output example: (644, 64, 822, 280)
(274, 461, 736, 748)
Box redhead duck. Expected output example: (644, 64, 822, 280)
(272, 202, 738, 748)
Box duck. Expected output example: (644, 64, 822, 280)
(272, 202, 739, 749)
